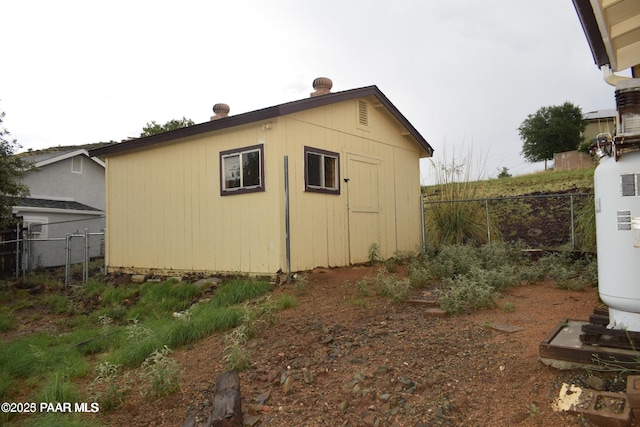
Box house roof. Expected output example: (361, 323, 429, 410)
(584, 109, 617, 120)
(20, 148, 106, 168)
(572, 0, 640, 72)
(89, 85, 433, 158)
(12, 197, 103, 214)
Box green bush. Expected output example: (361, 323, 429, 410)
(435, 272, 497, 314)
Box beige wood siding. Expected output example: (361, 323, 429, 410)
(282, 97, 424, 270)
(105, 126, 282, 275)
(103, 95, 426, 275)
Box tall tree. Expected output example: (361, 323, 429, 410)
(140, 117, 195, 137)
(0, 107, 30, 227)
(518, 102, 586, 170)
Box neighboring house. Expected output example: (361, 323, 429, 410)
(13, 149, 105, 268)
(90, 78, 433, 276)
(551, 110, 615, 171)
(583, 109, 616, 142)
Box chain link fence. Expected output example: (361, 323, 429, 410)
(0, 217, 104, 285)
(423, 192, 595, 249)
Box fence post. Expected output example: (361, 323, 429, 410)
(64, 233, 70, 288)
(15, 222, 20, 278)
(485, 199, 491, 244)
(84, 228, 89, 284)
(570, 195, 575, 250)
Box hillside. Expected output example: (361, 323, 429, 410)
(420, 167, 596, 249)
(422, 167, 595, 200)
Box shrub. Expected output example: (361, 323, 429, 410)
(435, 272, 497, 314)
(407, 261, 431, 288)
(375, 273, 411, 302)
(423, 149, 501, 249)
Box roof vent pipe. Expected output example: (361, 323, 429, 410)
(211, 103, 230, 120)
(310, 77, 333, 97)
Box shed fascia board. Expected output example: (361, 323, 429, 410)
(89, 86, 433, 158)
(34, 149, 106, 169)
(572, 0, 612, 68)
(572, 0, 640, 72)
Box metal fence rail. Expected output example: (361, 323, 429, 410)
(0, 219, 104, 285)
(423, 192, 594, 249)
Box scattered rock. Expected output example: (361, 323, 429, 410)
(423, 308, 448, 317)
(489, 323, 525, 333)
(585, 375, 606, 391)
(131, 274, 147, 283)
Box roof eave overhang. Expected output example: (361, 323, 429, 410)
(572, 0, 640, 73)
(572, 0, 611, 68)
(12, 206, 104, 216)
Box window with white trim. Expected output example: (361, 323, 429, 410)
(24, 218, 48, 239)
(71, 156, 83, 174)
(220, 144, 264, 195)
(304, 146, 340, 194)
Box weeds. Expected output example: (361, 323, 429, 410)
(375, 270, 411, 302)
(347, 269, 411, 302)
(222, 325, 251, 371)
(502, 301, 516, 313)
(0, 306, 15, 332)
(435, 272, 497, 314)
(89, 361, 129, 410)
(274, 294, 298, 310)
(527, 403, 541, 417)
(138, 345, 182, 399)
(574, 195, 596, 251)
(294, 275, 310, 295)
(423, 147, 499, 249)
(368, 243, 381, 265)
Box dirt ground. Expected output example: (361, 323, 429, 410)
(87, 263, 633, 427)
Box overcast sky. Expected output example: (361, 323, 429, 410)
(2, 0, 627, 183)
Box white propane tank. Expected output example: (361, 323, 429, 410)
(595, 149, 640, 330)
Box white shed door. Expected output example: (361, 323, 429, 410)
(346, 154, 381, 264)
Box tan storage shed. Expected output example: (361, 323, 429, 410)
(91, 79, 433, 276)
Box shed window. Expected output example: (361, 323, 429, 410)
(304, 146, 340, 194)
(220, 144, 264, 195)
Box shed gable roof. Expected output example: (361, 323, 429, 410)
(90, 85, 433, 158)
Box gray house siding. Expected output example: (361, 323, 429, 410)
(13, 149, 106, 268)
(21, 151, 106, 211)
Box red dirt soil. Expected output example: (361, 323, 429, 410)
(87, 264, 629, 427)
